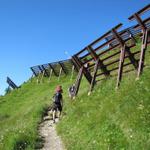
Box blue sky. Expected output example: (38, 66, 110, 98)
(0, 0, 149, 95)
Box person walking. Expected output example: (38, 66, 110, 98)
(52, 85, 63, 123)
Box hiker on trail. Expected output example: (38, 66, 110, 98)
(52, 85, 63, 123)
(68, 84, 76, 99)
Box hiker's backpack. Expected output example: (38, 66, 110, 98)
(69, 85, 75, 93)
(53, 93, 62, 104)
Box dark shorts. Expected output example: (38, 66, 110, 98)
(52, 103, 62, 112)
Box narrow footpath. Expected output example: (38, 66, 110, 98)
(39, 111, 65, 150)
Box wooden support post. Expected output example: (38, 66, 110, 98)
(70, 59, 78, 72)
(128, 4, 150, 78)
(48, 63, 58, 76)
(73, 55, 92, 84)
(41, 65, 49, 77)
(125, 47, 138, 70)
(59, 62, 67, 74)
(30, 67, 37, 77)
(6, 77, 18, 89)
(40, 70, 45, 83)
(111, 26, 139, 87)
(116, 45, 126, 88)
(37, 73, 41, 84)
(74, 67, 84, 96)
(70, 65, 75, 80)
(48, 69, 53, 83)
(87, 46, 110, 76)
(111, 27, 126, 88)
(38, 66, 43, 73)
(88, 59, 100, 95)
(72, 56, 80, 71)
(58, 67, 62, 81)
(131, 13, 149, 78)
(137, 29, 149, 78)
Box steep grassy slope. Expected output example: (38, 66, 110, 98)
(0, 76, 75, 150)
(0, 44, 150, 150)
(57, 47, 150, 150)
(57, 69, 150, 150)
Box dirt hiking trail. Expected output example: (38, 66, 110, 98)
(39, 111, 65, 150)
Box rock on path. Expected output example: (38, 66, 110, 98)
(39, 112, 65, 150)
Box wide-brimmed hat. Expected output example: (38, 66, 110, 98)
(55, 85, 63, 92)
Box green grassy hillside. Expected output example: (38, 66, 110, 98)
(57, 68, 150, 150)
(57, 46, 150, 150)
(0, 76, 74, 150)
(0, 45, 150, 150)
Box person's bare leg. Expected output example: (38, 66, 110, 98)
(57, 111, 61, 120)
(52, 110, 56, 123)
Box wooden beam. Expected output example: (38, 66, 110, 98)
(41, 65, 49, 77)
(38, 66, 43, 73)
(88, 59, 99, 94)
(74, 67, 83, 96)
(59, 62, 67, 74)
(70, 59, 78, 72)
(73, 55, 92, 84)
(128, 7, 150, 78)
(128, 4, 150, 20)
(125, 47, 138, 70)
(105, 37, 113, 48)
(137, 29, 149, 78)
(111, 28, 138, 70)
(30, 67, 37, 76)
(87, 46, 110, 77)
(72, 56, 81, 72)
(116, 45, 126, 88)
(133, 13, 147, 31)
(6, 77, 18, 89)
(126, 29, 136, 43)
(48, 63, 58, 76)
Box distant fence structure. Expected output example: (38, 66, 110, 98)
(6, 77, 18, 89)
(30, 4, 150, 97)
(30, 59, 77, 78)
